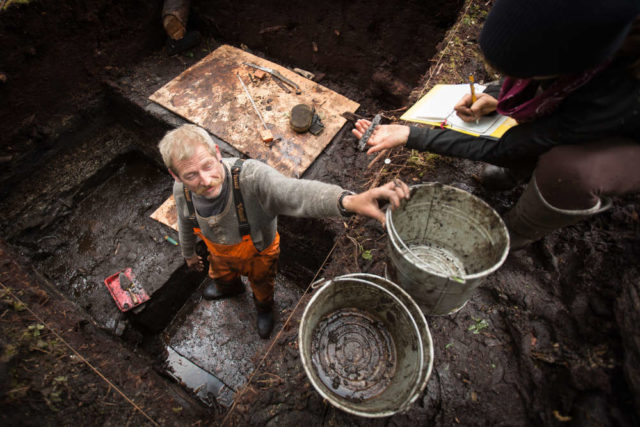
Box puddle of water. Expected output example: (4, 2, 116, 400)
(402, 242, 466, 278)
(165, 345, 234, 407)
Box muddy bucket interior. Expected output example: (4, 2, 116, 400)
(298, 274, 433, 418)
(386, 183, 509, 315)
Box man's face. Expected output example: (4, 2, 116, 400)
(171, 143, 226, 199)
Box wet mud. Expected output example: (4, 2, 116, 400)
(1, 0, 639, 426)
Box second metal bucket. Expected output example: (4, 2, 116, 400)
(386, 183, 509, 315)
(299, 273, 433, 418)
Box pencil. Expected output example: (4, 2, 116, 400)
(468, 75, 477, 103)
(468, 75, 478, 124)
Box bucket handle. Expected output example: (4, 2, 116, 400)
(310, 277, 329, 290)
(387, 205, 467, 284)
(386, 192, 439, 269)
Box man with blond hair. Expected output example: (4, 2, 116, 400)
(159, 124, 409, 338)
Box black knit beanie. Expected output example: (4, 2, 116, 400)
(479, 0, 640, 77)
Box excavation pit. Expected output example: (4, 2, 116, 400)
(0, 0, 466, 418)
(0, 114, 340, 405)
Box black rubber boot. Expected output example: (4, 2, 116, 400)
(202, 277, 245, 300)
(166, 30, 201, 56)
(479, 165, 521, 191)
(254, 297, 274, 339)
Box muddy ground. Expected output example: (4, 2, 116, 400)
(1, 0, 640, 426)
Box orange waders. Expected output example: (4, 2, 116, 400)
(184, 159, 279, 305)
(193, 229, 279, 304)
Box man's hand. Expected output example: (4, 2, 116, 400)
(341, 179, 411, 226)
(352, 120, 410, 155)
(453, 93, 498, 122)
(185, 254, 204, 272)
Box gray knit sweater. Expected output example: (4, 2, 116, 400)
(174, 158, 344, 257)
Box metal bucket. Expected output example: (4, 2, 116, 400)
(386, 183, 509, 315)
(299, 273, 433, 418)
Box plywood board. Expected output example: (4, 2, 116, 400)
(149, 44, 359, 178)
(150, 195, 178, 232)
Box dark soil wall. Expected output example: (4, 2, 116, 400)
(0, 0, 163, 151)
(195, 0, 463, 103)
(0, 0, 462, 194)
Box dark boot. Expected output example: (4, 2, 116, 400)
(479, 165, 522, 190)
(254, 297, 274, 339)
(202, 277, 245, 300)
(166, 30, 201, 56)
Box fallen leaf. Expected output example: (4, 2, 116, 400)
(553, 410, 571, 422)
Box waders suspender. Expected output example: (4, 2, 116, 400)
(183, 186, 196, 220)
(183, 159, 250, 237)
(230, 159, 250, 237)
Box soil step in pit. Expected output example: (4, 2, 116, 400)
(165, 274, 303, 407)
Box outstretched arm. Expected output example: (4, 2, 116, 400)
(246, 160, 409, 225)
(341, 179, 410, 226)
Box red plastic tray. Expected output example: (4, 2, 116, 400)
(104, 268, 150, 312)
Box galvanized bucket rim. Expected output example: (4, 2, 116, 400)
(385, 182, 510, 281)
(299, 278, 421, 418)
(299, 275, 429, 418)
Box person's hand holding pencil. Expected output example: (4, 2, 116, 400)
(454, 76, 499, 123)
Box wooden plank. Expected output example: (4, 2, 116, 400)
(149, 44, 360, 178)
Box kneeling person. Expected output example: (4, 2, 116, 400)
(158, 124, 409, 338)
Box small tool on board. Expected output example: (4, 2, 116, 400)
(237, 73, 274, 143)
(243, 62, 302, 94)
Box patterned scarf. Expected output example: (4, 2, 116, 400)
(496, 62, 610, 123)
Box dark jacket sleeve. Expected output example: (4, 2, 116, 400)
(406, 63, 640, 166)
(406, 112, 566, 167)
(483, 80, 502, 98)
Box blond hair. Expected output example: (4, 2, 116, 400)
(158, 124, 218, 171)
